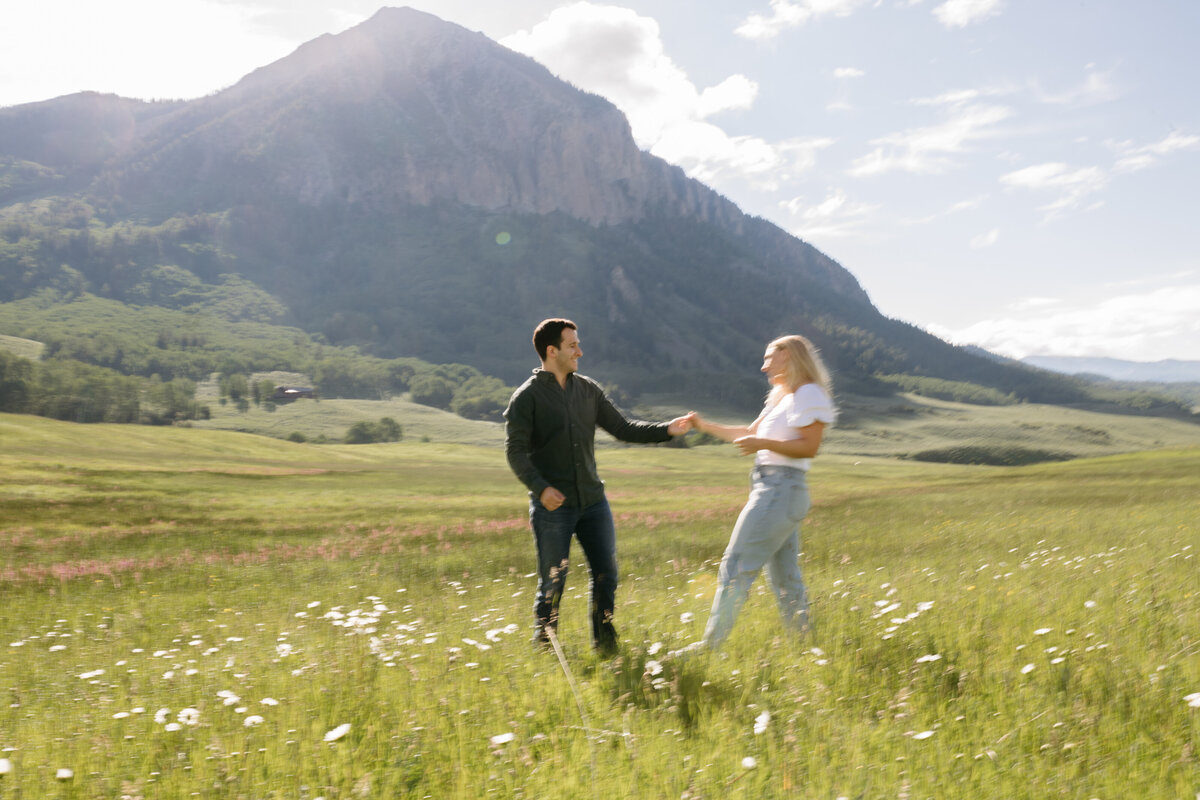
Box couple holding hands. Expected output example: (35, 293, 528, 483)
(504, 318, 837, 656)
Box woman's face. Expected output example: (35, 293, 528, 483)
(761, 347, 788, 386)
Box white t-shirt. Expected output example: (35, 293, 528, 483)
(754, 383, 837, 471)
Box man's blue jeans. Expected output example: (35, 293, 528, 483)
(703, 465, 811, 649)
(529, 495, 617, 644)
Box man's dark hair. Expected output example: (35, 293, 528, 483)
(533, 318, 577, 361)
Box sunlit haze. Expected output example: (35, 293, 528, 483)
(3, 0, 1197, 362)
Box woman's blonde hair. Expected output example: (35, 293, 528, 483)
(766, 334, 833, 405)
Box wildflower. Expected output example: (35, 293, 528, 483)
(913, 730, 935, 740)
(49, 645, 66, 652)
(154, 708, 171, 724)
(489, 732, 515, 745)
(164, 722, 182, 732)
(485, 625, 517, 642)
(680, 612, 695, 624)
(178, 708, 200, 726)
(1033, 628, 1052, 636)
(1084, 600, 1097, 609)
(742, 756, 757, 769)
(648, 642, 663, 655)
(112, 712, 130, 719)
(56, 768, 74, 780)
(1021, 663, 1036, 675)
(754, 711, 770, 735)
(324, 723, 351, 742)
(244, 715, 264, 727)
(261, 697, 280, 706)
(0, 758, 12, 775)
(1186, 693, 1200, 708)
(916, 654, 942, 663)
(276, 643, 294, 658)
(645, 660, 663, 677)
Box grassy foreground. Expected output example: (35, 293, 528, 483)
(0, 413, 1198, 798)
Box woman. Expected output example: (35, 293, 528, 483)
(688, 335, 836, 650)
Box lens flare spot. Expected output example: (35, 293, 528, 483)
(495, 231, 511, 245)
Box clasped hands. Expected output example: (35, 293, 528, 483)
(669, 412, 762, 455)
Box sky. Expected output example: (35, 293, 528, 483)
(3, 0, 1198, 363)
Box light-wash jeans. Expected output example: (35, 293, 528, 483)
(702, 464, 811, 649)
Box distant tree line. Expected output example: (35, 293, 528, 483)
(0, 291, 515, 426)
(1, 200, 1193, 423)
(0, 349, 205, 423)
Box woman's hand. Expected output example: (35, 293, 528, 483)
(733, 435, 762, 456)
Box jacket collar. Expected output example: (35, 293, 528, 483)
(533, 368, 575, 388)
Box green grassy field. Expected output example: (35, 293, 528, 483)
(1, 412, 1197, 798)
(190, 383, 1200, 459)
(0, 334, 44, 361)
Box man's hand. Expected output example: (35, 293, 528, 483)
(667, 414, 694, 436)
(540, 486, 566, 511)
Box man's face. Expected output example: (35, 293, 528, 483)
(550, 327, 583, 374)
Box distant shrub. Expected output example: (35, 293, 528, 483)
(344, 417, 403, 444)
(286, 431, 307, 443)
(908, 446, 1074, 466)
(409, 375, 455, 409)
(450, 376, 511, 422)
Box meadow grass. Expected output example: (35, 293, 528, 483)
(0, 413, 1197, 798)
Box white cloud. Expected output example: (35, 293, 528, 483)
(932, 0, 1004, 29)
(948, 195, 987, 213)
(1112, 131, 1200, 173)
(735, 0, 869, 41)
(914, 89, 982, 106)
(848, 103, 1011, 176)
(697, 75, 759, 117)
(900, 194, 986, 225)
(999, 162, 1108, 220)
(833, 67, 865, 79)
(1033, 67, 1121, 107)
(782, 189, 879, 239)
(502, 3, 700, 144)
(656, 129, 833, 189)
(969, 228, 999, 249)
(1010, 296, 1061, 311)
(927, 283, 1200, 360)
(503, 3, 826, 189)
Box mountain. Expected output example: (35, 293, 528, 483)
(1022, 356, 1200, 384)
(0, 7, 1179, 414)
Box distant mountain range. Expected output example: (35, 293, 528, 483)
(0, 7, 1187, 416)
(1022, 356, 1200, 384)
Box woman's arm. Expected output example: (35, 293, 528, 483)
(690, 408, 767, 443)
(734, 421, 826, 459)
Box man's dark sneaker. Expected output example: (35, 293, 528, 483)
(594, 620, 619, 657)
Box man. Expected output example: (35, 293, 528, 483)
(504, 318, 691, 655)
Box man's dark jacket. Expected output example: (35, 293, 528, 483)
(504, 370, 671, 508)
